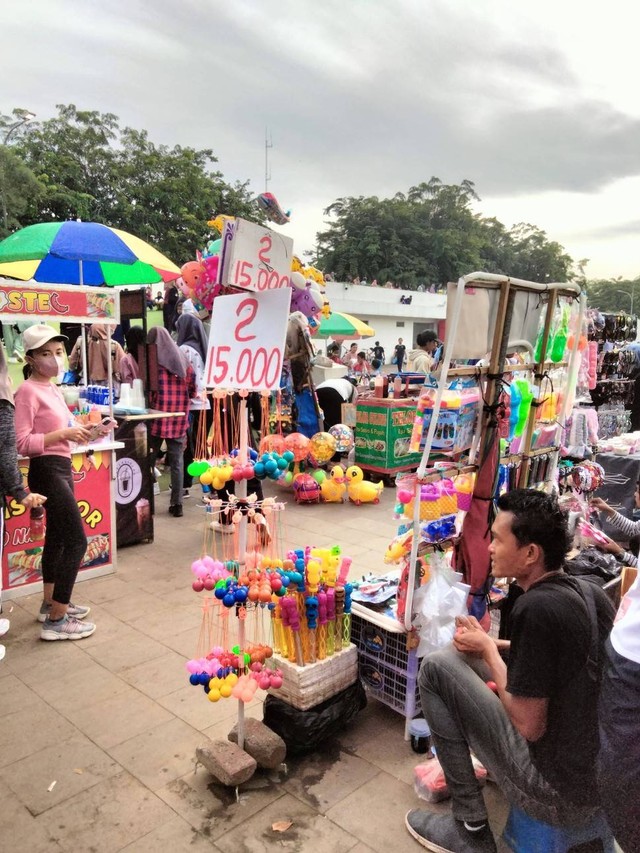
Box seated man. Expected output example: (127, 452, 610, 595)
(406, 489, 614, 853)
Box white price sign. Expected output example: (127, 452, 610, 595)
(219, 218, 294, 292)
(204, 288, 290, 391)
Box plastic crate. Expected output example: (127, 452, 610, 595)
(351, 606, 421, 726)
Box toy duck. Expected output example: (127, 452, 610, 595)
(385, 530, 413, 563)
(345, 466, 384, 505)
(320, 465, 346, 503)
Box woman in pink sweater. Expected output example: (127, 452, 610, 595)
(14, 325, 97, 641)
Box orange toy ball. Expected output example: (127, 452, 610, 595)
(258, 589, 272, 603)
(248, 586, 260, 602)
(259, 434, 285, 455)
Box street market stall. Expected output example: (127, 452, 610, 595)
(0, 278, 124, 600)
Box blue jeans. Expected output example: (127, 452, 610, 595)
(598, 638, 640, 851)
(419, 646, 597, 826)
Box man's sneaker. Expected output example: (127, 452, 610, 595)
(38, 601, 91, 623)
(40, 615, 96, 641)
(405, 812, 497, 852)
(183, 488, 191, 498)
(169, 504, 183, 517)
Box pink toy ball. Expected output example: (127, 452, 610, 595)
(191, 559, 206, 577)
(186, 660, 200, 674)
(328, 423, 354, 453)
(397, 489, 413, 504)
(203, 577, 215, 591)
(270, 675, 283, 689)
(192, 579, 205, 592)
(259, 676, 271, 690)
(211, 646, 224, 658)
(201, 555, 216, 571)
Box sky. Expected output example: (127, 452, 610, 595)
(3, 0, 640, 280)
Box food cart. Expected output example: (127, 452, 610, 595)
(0, 279, 124, 600)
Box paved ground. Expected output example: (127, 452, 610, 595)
(0, 482, 510, 852)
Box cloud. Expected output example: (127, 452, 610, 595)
(567, 219, 640, 242)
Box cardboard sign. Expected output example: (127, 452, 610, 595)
(219, 218, 294, 292)
(0, 279, 120, 324)
(204, 288, 290, 391)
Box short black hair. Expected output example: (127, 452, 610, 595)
(496, 489, 570, 571)
(416, 330, 438, 347)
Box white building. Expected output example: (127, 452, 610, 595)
(324, 282, 447, 363)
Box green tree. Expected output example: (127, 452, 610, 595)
(8, 104, 262, 263)
(586, 276, 640, 314)
(316, 179, 574, 286)
(0, 146, 44, 238)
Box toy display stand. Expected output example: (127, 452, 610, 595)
(358, 273, 585, 736)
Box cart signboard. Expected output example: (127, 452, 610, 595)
(0, 279, 119, 324)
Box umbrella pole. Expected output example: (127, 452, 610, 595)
(107, 324, 114, 421)
(80, 325, 88, 389)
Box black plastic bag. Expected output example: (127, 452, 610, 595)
(263, 680, 367, 754)
(566, 547, 621, 583)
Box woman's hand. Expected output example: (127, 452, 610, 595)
(598, 535, 625, 557)
(21, 493, 47, 509)
(64, 425, 93, 443)
(590, 497, 614, 516)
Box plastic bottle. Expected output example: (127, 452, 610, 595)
(29, 506, 45, 542)
(393, 375, 402, 399)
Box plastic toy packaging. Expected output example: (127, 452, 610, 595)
(414, 756, 487, 803)
(578, 519, 611, 548)
(409, 380, 481, 454)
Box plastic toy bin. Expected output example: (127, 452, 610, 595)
(351, 603, 421, 737)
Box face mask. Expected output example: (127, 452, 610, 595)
(55, 354, 66, 383)
(31, 355, 59, 379)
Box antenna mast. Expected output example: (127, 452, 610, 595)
(264, 128, 272, 192)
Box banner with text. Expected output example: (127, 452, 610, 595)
(205, 288, 290, 391)
(0, 279, 120, 324)
(219, 218, 294, 293)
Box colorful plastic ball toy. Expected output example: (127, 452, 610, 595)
(328, 424, 354, 453)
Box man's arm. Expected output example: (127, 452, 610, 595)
(454, 617, 548, 742)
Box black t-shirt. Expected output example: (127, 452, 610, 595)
(506, 574, 614, 807)
(394, 344, 406, 365)
(373, 345, 385, 361)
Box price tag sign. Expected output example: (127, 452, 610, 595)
(219, 218, 294, 292)
(204, 288, 290, 391)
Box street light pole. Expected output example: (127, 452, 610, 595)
(1, 109, 36, 233)
(616, 288, 635, 316)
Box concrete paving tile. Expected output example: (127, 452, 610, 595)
(102, 589, 173, 622)
(282, 738, 380, 813)
(63, 687, 175, 748)
(160, 626, 200, 658)
(120, 814, 217, 851)
(0, 673, 44, 716)
(326, 771, 424, 853)
(120, 650, 190, 699)
(0, 778, 64, 852)
(5, 638, 89, 679)
(341, 711, 423, 786)
(0, 732, 121, 815)
(107, 716, 203, 790)
(132, 603, 201, 643)
(71, 606, 131, 646)
(198, 699, 265, 740)
(82, 576, 134, 604)
(83, 630, 170, 672)
(213, 792, 358, 853)
(157, 685, 227, 731)
(26, 661, 132, 713)
(0, 703, 77, 768)
(156, 766, 286, 841)
(36, 770, 175, 852)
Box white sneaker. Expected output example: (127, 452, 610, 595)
(40, 615, 96, 641)
(0, 618, 9, 638)
(209, 521, 235, 535)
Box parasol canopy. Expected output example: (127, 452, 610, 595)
(317, 311, 375, 339)
(0, 221, 180, 285)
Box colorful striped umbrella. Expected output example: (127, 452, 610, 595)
(317, 311, 375, 339)
(0, 221, 181, 285)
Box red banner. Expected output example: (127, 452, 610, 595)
(2, 452, 114, 592)
(0, 281, 120, 324)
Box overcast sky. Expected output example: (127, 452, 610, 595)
(3, 0, 639, 279)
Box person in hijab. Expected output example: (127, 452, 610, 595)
(176, 313, 211, 494)
(147, 327, 196, 517)
(0, 345, 47, 634)
(163, 282, 180, 332)
(69, 324, 125, 388)
(120, 326, 146, 386)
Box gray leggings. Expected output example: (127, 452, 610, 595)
(27, 455, 87, 605)
(419, 646, 597, 826)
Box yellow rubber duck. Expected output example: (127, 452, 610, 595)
(345, 466, 384, 505)
(320, 465, 346, 503)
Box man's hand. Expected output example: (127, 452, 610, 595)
(453, 615, 494, 658)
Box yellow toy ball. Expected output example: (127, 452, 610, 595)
(220, 683, 233, 698)
(208, 689, 221, 702)
(226, 673, 239, 687)
(200, 470, 213, 485)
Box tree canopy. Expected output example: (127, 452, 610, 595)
(0, 104, 262, 263)
(316, 178, 574, 287)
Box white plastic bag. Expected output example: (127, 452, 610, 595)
(411, 556, 470, 658)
